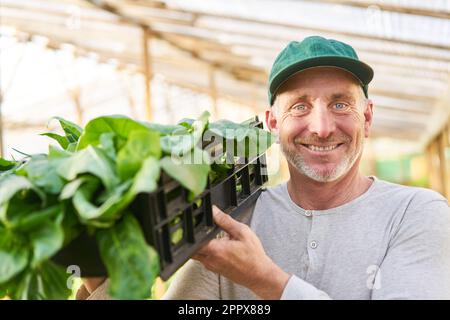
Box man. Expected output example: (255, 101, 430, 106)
(82, 36, 450, 300)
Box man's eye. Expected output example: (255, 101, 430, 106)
(334, 103, 347, 110)
(292, 104, 307, 111)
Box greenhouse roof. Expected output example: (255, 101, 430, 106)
(1, 0, 449, 153)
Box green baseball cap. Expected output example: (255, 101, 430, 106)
(268, 36, 374, 105)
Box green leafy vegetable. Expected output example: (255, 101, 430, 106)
(126, 156, 160, 196)
(16, 155, 65, 194)
(40, 133, 69, 150)
(207, 119, 275, 158)
(96, 214, 159, 300)
(0, 175, 46, 228)
(0, 158, 17, 171)
(72, 179, 130, 227)
(160, 111, 209, 156)
(0, 230, 29, 284)
(116, 130, 161, 180)
(77, 115, 152, 150)
(52, 117, 83, 143)
(160, 148, 210, 201)
(9, 261, 71, 300)
(57, 145, 119, 191)
(29, 214, 64, 267)
(0, 112, 274, 300)
(41, 117, 83, 151)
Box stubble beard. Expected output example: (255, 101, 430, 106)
(280, 135, 364, 183)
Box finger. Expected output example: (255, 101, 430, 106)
(212, 205, 246, 239)
(196, 238, 220, 257)
(193, 240, 221, 262)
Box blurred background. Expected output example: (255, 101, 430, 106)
(0, 0, 449, 299)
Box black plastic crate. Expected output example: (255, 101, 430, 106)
(133, 153, 268, 280)
(53, 118, 269, 280)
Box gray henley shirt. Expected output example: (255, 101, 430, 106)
(162, 176, 450, 300)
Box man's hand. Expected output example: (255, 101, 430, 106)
(193, 205, 290, 300)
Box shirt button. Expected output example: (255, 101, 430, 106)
(310, 241, 318, 249)
(304, 210, 312, 217)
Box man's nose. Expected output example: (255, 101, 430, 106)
(307, 106, 336, 139)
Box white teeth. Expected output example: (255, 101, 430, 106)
(306, 144, 339, 152)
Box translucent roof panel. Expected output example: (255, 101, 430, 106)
(164, 0, 450, 47)
(1, 0, 449, 156)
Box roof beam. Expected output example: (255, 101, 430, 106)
(14, 24, 439, 104)
(4, 3, 450, 74)
(83, 0, 238, 68)
(369, 127, 421, 141)
(3, 121, 47, 130)
(306, 0, 450, 20)
(145, 1, 450, 51)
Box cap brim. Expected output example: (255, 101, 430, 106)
(270, 56, 374, 104)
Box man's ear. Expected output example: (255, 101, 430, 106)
(265, 107, 279, 136)
(363, 99, 374, 138)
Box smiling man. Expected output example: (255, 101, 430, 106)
(81, 36, 450, 300)
(161, 36, 450, 300)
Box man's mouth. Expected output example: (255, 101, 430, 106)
(300, 143, 344, 152)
